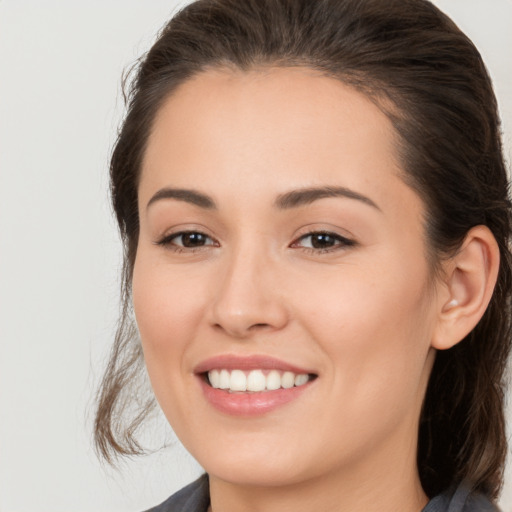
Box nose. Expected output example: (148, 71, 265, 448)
(209, 246, 289, 339)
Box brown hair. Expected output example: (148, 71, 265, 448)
(95, 0, 512, 500)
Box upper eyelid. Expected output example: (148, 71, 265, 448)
(298, 231, 349, 239)
(155, 230, 218, 247)
(156, 226, 216, 241)
(292, 229, 355, 243)
(293, 233, 353, 245)
(292, 222, 355, 237)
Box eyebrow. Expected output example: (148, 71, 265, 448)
(147, 188, 217, 210)
(146, 185, 380, 212)
(275, 186, 381, 211)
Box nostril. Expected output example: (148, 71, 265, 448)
(212, 321, 273, 338)
(250, 323, 270, 329)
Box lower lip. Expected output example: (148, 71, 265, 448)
(198, 377, 313, 416)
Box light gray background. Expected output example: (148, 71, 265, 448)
(0, 1, 510, 511)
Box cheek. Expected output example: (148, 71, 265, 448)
(131, 253, 213, 427)
(295, 257, 435, 402)
(131, 253, 206, 365)
(297, 257, 431, 340)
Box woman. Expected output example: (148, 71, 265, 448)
(94, 0, 512, 510)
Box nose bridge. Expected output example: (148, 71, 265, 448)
(210, 237, 288, 337)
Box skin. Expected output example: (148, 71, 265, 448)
(132, 67, 497, 512)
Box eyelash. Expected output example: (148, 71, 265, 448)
(155, 231, 218, 253)
(291, 231, 356, 254)
(154, 230, 356, 254)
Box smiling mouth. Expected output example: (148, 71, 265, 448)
(204, 369, 317, 393)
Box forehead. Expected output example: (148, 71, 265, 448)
(140, 66, 420, 221)
(146, 66, 397, 165)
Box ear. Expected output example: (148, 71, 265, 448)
(431, 225, 500, 350)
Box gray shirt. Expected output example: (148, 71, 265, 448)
(145, 474, 500, 512)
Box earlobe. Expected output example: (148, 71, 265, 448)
(432, 225, 500, 350)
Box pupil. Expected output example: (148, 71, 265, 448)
(183, 233, 206, 247)
(311, 234, 335, 249)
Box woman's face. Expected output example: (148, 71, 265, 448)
(133, 67, 441, 487)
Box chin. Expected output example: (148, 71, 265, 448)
(203, 458, 311, 488)
(190, 435, 331, 489)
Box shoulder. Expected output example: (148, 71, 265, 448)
(144, 474, 210, 512)
(423, 482, 500, 512)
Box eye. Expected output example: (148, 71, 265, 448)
(291, 231, 355, 252)
(155, 231, 217, 250)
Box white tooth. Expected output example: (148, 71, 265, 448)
(208, 369, 220, 388)
(247, 370, 266, 392)
(281, 371, 295, 389)
(219, 369, 230, 389)
(294, 373, 309, 386)
(266, 370, 281, 390)
(230, 370, 247, 391)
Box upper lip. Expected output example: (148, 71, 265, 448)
(193, 354, 315, 375)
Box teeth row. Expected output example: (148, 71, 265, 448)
(208, 369, 310, 392)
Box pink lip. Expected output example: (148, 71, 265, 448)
(194, 355, 316, 417)
(194, 354, 313, 374)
